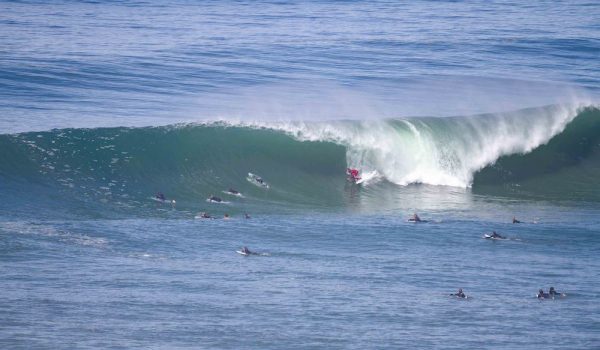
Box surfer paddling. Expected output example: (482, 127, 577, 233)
(208, 195, 223, 203)
(154, 192, 176, 207)
(484, 231, 506, 239)
(450, 288, 467, 299)
(408, 213, 425, 223)
(238, 246, 260, 256)
(410, 213, 421, 222)
(237, 246, 269, 256)
(538, 287, 566, 299)
(196, 212, 213, 219)
(247, 173, 269, 188)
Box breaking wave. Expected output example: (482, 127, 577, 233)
(1, 103, 598, 217)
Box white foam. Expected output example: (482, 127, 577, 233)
(223, 102, 593, 188)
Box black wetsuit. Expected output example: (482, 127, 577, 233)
(451, 292, 466, 298)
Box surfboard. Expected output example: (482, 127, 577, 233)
(223, 190, 244, 197)
(537, 293, 567, 299)
(206, 198, 228, 204)
(354, 170, 379, 185)
(151, 197, 176, 204)
(236, 250, 269, 256)
(484, 234, 506, 240)
(450, 294, 469, 299)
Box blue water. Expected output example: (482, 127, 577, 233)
(1, 0, 599, 131)
(3, 208, 600, 349)
(1, 1, 600, 348)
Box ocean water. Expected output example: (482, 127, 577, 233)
(1, 1, 600, 349)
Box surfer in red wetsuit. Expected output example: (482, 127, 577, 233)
(346, 168, 360, 181)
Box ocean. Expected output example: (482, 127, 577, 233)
(1, 1, 599, 349)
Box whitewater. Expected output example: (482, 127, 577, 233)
(1, 1, 600, 349)
(239, 102, 593, 188)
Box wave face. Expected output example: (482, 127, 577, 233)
(261, 104, 588, 188)
(1, 104, 599, 217)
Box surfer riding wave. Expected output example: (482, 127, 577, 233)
(346, 168, 361, 182)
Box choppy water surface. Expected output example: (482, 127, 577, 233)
(2, 206, 600, 349)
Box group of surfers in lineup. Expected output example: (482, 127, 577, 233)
(196, 211, 251, 220)
(154, 172, 272, 218)
(413, 211, 565, 300)
(155, 168, 359, 217)
(202, 187, 249, 219)
(449, 287, 565, 300)
(409, 212, 524, 240)
(157, 169, 565, 299)
(154, 188, 250, 219)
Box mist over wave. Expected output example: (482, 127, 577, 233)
(1, 0, 598, 133)
(197, 78, 592, 122)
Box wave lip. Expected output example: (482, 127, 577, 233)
(244, 103, 592, 188)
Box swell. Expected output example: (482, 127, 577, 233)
(0, 104, 599, 218)
(0, 125, 348, 217)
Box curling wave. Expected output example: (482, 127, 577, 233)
(254, 103, 592, 188)
(0, 103, 599, 217)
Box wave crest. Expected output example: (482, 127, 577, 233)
(249, 103, 590, 187)
(1, 103, 599, 216)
